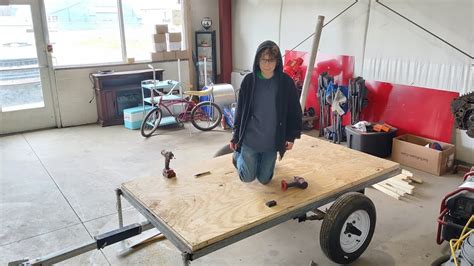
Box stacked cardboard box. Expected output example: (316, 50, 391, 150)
(167, 32, 182, 51)
(151, 24, 170, 61)
(168, 32, 188, 60)
(151, 24, 188, 61)
(175, 50, 188, 59)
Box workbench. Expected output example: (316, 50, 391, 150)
(119, 134, 400, 264)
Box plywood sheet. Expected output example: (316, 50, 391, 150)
(122, 135, 399, 251)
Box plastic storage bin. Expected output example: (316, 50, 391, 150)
(123, 106, 153, 130)
(345, 125, 397, 158)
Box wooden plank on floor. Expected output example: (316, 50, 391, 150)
(379, 182, 407, 196)
(373, 184, 401, 200)
(122, 135, 400, 252)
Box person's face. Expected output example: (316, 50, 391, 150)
(259, 53, 277, 75)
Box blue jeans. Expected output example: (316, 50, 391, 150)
(234, 144, 277, 184)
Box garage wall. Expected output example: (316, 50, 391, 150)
(233, 0, 473, 163)
(54, 0, 218, 127)
(233, 0, 472, 92)
(191, 0, 220, 76)
(232, 0, 282, 71)
(364, 0, 472, 94)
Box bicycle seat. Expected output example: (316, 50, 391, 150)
(183, 86, 213, 96)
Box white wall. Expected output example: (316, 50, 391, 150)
(232, 0, 281, 71)
(233, 0, 472, 92)
(233, 0, 474, 163)
(232, 0, 372, 74)
(364, 0, 473, 94)
(280, 0, 371, 76)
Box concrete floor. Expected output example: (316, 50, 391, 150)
(0, 124, 462, 265)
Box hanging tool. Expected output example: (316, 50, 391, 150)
(318, 72, 333, 137)
(348, 77, 368, 125)
(325, 81, 347, 144)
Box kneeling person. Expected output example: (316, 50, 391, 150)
(230, 40, 303, 184)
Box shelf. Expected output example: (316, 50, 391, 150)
(143, 94, 181, 104)
(195, 30, 216, 91)
(159, 116, 179, 126)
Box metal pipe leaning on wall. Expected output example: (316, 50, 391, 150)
(299, 16, 325, 113)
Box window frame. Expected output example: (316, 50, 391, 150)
(43, 0, 188, 69)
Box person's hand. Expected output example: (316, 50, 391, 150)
(229, 142, 237, 151)
(285, 141, 294, 150)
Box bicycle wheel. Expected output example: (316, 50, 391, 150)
(191, 101, 222, 131)
(140, 107, 162, 137)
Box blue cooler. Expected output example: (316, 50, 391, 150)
(123, 106, 153, 130)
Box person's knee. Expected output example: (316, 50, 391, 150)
(256, 153, 276, 185)
(257, 173, 274, 185)
(238, 168, 256, 182)
(236, 147, 258, 183)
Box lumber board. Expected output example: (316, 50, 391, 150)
(373, 184, 401, 200)
(122, 135, 400, 252)
(408, 175, 423, 184)
(387, 178, 415, 191)
(384, 180, 413, 194)
(401, 169, 413, 177)
(401, 169, 423, 183)
(379, 182, 407, 196)
(392, 174, 409, 182)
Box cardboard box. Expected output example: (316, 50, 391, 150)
(163, 51, 176, 61)
(151, 52, 164, 61)
(154, 42, 167, 52)
(175, 50, 189, 59)
(155, 24, 168, 34)
(166, 32, 182, 42)
(167, 42, 182, 51)
(152, 33, 166, 43)
(391, 134, 455, 175)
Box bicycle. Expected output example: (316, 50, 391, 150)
(140, 82, 222, 137)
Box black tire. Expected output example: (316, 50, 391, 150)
(191, 101, 222, 131)
(320, 192, 376, 264)
(213, 144, 233, 157)
(140, 107, 162, 137)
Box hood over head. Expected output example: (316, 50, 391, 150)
(253, 40, 283, 73)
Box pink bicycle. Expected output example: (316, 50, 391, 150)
(140, 83, 222, 137)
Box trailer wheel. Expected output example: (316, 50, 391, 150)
(320, 192, 376, 264)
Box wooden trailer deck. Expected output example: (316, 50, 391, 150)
(121, 135, 400, 258)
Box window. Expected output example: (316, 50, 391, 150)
(123, 0, 183, 61)
(44, 0, 183, 66)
